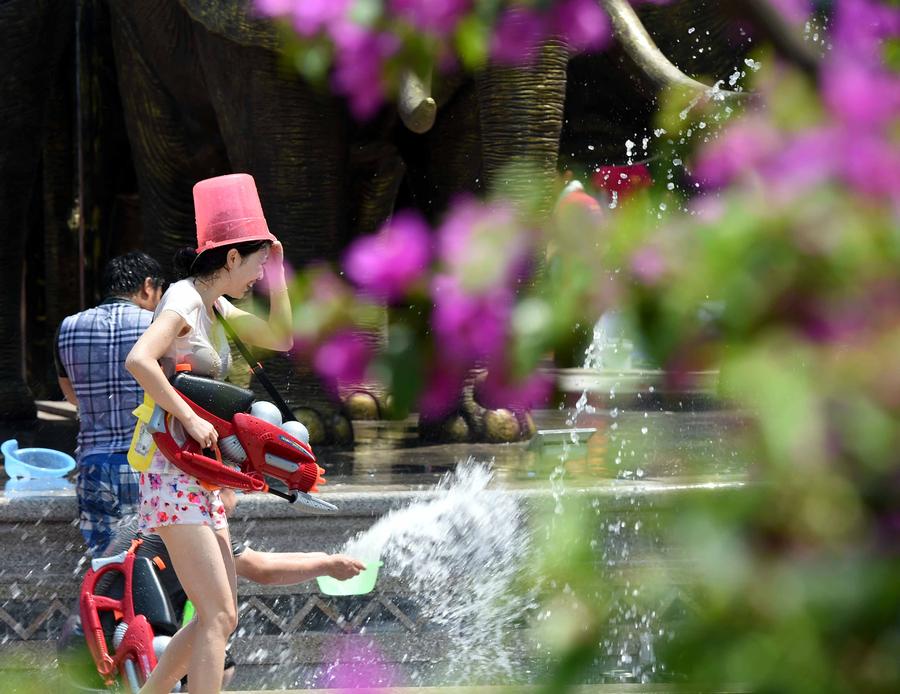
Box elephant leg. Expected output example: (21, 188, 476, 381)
(476, 39, 569, 214)
(0, 0, 74, 419)
(108, 0, 230, 265)
(410, 53, 568, 443)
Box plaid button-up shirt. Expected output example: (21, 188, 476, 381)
(56, 298, 152, 461)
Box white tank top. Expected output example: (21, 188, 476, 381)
(147, 278, 237, 475)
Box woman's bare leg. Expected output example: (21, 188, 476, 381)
(138, 524, 237, 694)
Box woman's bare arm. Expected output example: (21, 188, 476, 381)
(125, 310, 218, 448)
(225, 241, 292, 352)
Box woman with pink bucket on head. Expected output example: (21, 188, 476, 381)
(124, 174, 356, 693)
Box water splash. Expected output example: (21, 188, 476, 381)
(335, 461, 532, 684)
(564, 322, 666, 683)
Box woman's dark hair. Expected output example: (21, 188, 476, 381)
(173, 240, 271, 280)
(102, 252, 166, 297)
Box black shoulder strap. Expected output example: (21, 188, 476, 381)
(213, 305, 297, 422)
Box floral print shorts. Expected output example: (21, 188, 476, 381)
(138, 471, 227, 533)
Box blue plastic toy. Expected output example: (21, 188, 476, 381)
(1, 439, 75, 478)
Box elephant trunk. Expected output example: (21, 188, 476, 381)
(600, 0, 745, 97)
(398, 69, 437, 134)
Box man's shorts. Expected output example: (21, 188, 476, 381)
(77, 452, 140, 555)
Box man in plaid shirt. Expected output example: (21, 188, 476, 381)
(55, 252, 166, 555)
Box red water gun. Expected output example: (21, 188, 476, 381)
(146, 307, 336, 513)
(149, 370, 335, 512)
(79, 539, 159, 691)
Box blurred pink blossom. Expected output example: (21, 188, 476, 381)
(431, 275, 512, 365)
(253, 0, 292, 15)
(331, 23, 400, 119)
(318, 637, 393, 690)
(693, 118, 782, 188)
(839, 131, 900, 199)
(630, 246, 667, 285)
(832, 0, 900, 66)
(419, 365, 466, 420)
(490, 8, 546, 64)
(477, 369, 553, 411)
(309, 265, 351, 302)
(254, 0, 350, 36)
(553, 0, 612, 52)
(257, 256, 295, 295)
(822, 61, 900, 129)
(314, 331, 374, 389)
(437, 197, 527, 289)
(344, 211, 432, 301)
(765, 0, 814, 24)
(389, 0, 470, 33)
(292, 0, 350, 36)
(759, 127, 837, 194)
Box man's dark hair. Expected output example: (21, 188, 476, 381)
(101, 252, 166, 298)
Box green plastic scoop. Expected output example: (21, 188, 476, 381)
(316, 561, 383, 596)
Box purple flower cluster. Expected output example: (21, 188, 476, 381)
(437, 196, 528, 290)
(254, 0, 349, 36)
(765, 0, 814, 24)
(313, 330, 374, 391)
(431, 275, 513, 366)
(694, 0, 900, 202)
(389, 0, 470, 33)
(477, 368, 553, 411)
(344, 211, 431, 301)
(491, 0, 612, 64)
(331, 23, 400, 119)
(255, 0, 619, 118)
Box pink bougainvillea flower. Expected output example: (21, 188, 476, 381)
(759, 127, 838, 196)
(490, 7, 546, 64)
(765, 0, 814, 24)
(388, 0, 470, 33)
(252, 0, 293, 17)
(831, 0, 900, 66)
(552, 0, 612, 52)
(692, 118, 781, 189)
(253, 0, 350, 36)
(822, 60, 900, 130)
(318, 637, 394, 689)
(344, 211, 431, 301)
(306, 264, 351, 303)
(331, 23, 400, 119)
(592, 163, 653, 198)
(291, 0, 350, 36)
(431, 275, 512, 365)
(313, 331, 374, 389)
(419, 365, 466, 420)
(477, 368, 553, 411)
(838, 131, 900, 200)
(257, 256, 296, 295)
(630, 245, 667, 285)
(437, 197, 528, 291)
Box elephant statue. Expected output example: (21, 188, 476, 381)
(103, 0, 570, 443)
(0, 0, 75, 421)
(0, 0, 817, 443)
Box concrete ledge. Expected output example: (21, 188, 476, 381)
(0, 478, 745, 523)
